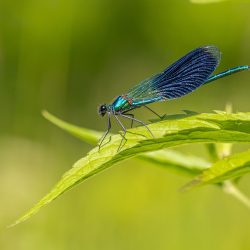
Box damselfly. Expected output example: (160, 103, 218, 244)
(98, 45, 249, 150)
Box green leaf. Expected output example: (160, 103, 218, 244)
(12, 111, 250, 226)
(139, 150, 210, 176)
(182, 150, 250, 190)
(43, 111, 210, 176)
(42, 111, 102, 144)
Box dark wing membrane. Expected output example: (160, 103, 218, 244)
(126, 46, 221, 101)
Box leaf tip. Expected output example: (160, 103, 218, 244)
(7, 218, 23, 229)
(7, 213, 32, 228)
(7, 222, 17, 229)
(41, 110, 50, 118)
(179, 177, 202, 192)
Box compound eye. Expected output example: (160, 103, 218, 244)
(98, 104, 107, 116)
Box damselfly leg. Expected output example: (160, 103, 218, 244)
(98, 113, 111, 150)
(123, 113, 134, 128)
(114, 114, 128, 151)
(98, 112, 153, 151)
(144, 106, 165, 119)
(120, 113, 154, 138)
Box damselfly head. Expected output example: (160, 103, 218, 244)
(98, 104, 107, 116)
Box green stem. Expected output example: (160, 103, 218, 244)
(206, 104, 250, 209)
(222, 181, 250, 209)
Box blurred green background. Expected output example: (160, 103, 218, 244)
(1, 0, 250, 249)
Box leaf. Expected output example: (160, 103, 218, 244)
(139, 150, 210, 176)
(43, 111, 210, 176)
(42, 111, 102, 144)
(182, 150, 250, 190)
(12, 111, 250, 226)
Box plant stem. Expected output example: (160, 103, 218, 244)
(222, 181, 250, 209)
(206, 104, 250, 209)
